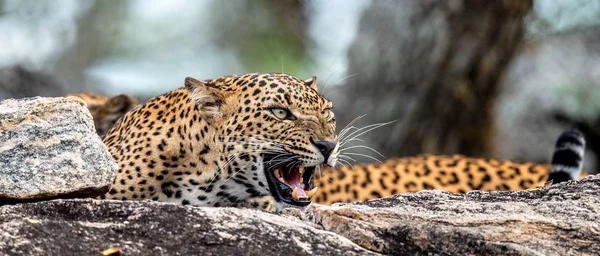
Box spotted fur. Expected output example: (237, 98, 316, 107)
(73, 92, 589, 208)
(313, 130, 589, 205)
(101, 73, 337, 212)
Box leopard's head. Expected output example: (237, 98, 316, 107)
(185, 73, 338, 210)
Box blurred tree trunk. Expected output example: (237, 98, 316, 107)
(337, 0, 532, 159)
(53, 1, 126, 93)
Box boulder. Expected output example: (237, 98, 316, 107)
(1, 177, 599, 255)
(0, 97, 116, 202)
(0, 199, 374, 256)
(308, 175, 600, 255)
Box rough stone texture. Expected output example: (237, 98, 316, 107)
(0, 97, 116, 201)
(0, 199, 374, 256)
(308, 175, 600, 255)
(1, 178, 599, 255)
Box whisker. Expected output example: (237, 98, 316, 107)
(269, 156, 299, 167)
(208, 154, 239, 187)
(333, 73, 358, 86)
(338, 126, 359, 139)
(340, 138, 365, 146)
(340, 122, 388, 143)
(337, 158, 353, 168)
(339, 155, 357, 162)
(337, 115, 367, 139)
(321, 68, 340, 94)
(340, 145, 386, 159)
(340, 120, 397, 147)
(341, 152, 383, 163)
(340, 121, 389, 142)
(319, 50, 346, 95)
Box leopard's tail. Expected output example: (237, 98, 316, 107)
(548, 130, 585, 183)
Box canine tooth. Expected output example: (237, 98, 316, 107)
(292, 187, 300, 200)
(274, 169, 285, 183)
(298, 166, 305, 174)
(306, 187, 318, 198)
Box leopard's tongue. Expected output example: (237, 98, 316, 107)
(285, 168, 307, 199)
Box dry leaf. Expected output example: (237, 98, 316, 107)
(24, 217, 41, 224)
(100, 247, 122, 256)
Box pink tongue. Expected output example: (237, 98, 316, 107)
(285, 170, 307, 197)
(288, 180, 307, 197)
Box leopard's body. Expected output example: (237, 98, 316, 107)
(313, 154, 549, 204)
(74, 86, 588, 208)
(314, 130, 588, 205)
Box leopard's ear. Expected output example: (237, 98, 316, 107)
(304, 76, 318, 91)
(106, 94, 137, 113)
(185, 77, 225, 123)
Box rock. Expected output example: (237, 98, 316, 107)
(0, 199, 375, 256)
(0, 176, 599, 255)
(308, 175, 600, 255)
(0, 97, 116, 202)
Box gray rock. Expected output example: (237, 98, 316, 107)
(0, 175, 599, 255)
(0, 199, 375, 256)
(309, 175, 600, 255)
(0, 97, 116, 201)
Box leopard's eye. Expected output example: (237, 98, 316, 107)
(269, 108, 296, 120)
(324, 109, 335, 122)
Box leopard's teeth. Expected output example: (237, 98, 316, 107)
(291, 187, 300, 200)
(273, 169, 285, 183)
(306, 187, 318, 198)
(292, 187, 308, 200)
(298, 166, 305, 182)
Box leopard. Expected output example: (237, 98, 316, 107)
(101, 73, 338, 212)
(67, 93, 137, 137)
(312, 130, 588, 205)
(73, 90, 589, 208)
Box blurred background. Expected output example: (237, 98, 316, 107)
(0, 0, 599, 172)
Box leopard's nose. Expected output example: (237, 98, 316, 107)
(312, 140, 337, 162)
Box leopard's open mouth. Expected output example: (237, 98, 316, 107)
(263, 155, 318, 207)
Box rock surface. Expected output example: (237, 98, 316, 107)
(1, 177, 599, 255)
(309, 175, 600, 255)
(0, 199, 374, 256)
(0, 97, 116, 201)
